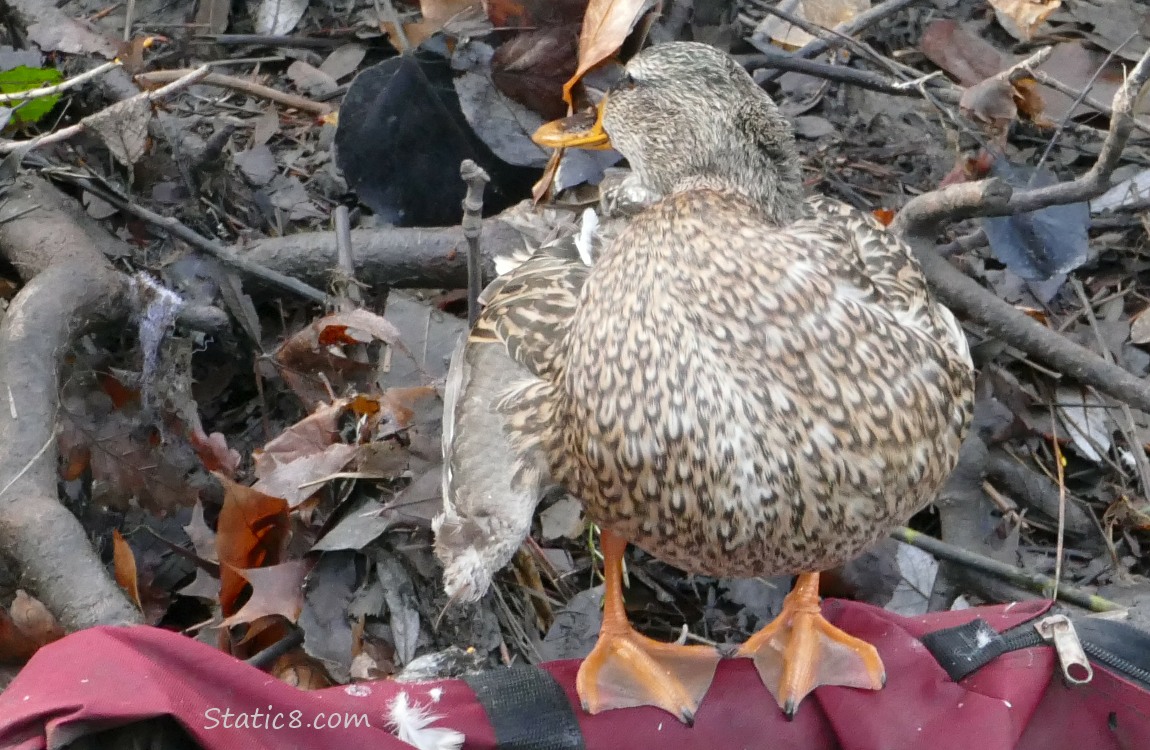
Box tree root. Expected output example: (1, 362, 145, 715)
(0, 175, 141, 629)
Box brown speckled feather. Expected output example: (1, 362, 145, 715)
(436, 41, 974, 603)
(503, 191, 973, 577)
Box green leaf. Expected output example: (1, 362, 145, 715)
(0, 66, 64, 125)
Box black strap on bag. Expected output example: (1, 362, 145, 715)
(463, 666, 587, 750)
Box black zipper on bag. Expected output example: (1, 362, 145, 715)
(996, 619, 1150, 689)
(922, 612, 1150, 689)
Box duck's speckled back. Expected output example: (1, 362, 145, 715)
(543, 189, 973, 576)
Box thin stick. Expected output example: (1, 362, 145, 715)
(56, 171, 330, 305)
(1032, 33, 1137, 179)
(332, 205, 362, 311)
(460, 160, 490, 327)
(754, 0, 924, 82)
(134, 69, 332, 115)
(892, 527, 1125, 613)
(0, 65, 212, 155)
(1050, 408, 1067, 597)
(0, 61, 122, 103)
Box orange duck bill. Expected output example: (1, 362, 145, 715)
(531, 99, 613, 150)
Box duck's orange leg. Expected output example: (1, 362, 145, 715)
(577, 530, 721, 725)
(736, 572, 885, 717)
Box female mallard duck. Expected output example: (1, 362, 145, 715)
(434, 41, 974, 723)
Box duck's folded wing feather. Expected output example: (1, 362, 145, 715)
(435, 246, 590, 602)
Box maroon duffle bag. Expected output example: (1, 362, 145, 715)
(1, 598, 1147, 749)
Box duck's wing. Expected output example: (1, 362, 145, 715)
(803, 195, 971, 367)
(435, 243, 590, 602)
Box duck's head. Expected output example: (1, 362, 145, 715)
(535, 42, 804, 224)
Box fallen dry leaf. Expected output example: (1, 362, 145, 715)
(275, 309, 409, 406)
(86, 97, 151, 167)
(564, 0, 658, 105)
(112, 530, 143, 611)
(0, 591, 63, 664)
(492, 26, 581, 121)
(485, 0, 588, 28)
(920, 20, 1006, 87)
(756, 0, 870, 49)
(220, 559, 314, 627)
(1131, 308, 1150, 345)
(9, 592, 64, 645)
(989, 0, 1060, 41)
(274, 649, 334, 689)
(214, 473, 291, 618)
(184, 501, 218, 562)
(384, 0, 479, 49)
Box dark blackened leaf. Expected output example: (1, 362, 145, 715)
(334, 48, 538, 226)
(980, 158, 1089, 281)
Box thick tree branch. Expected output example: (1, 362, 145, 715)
(0, 176, 141, 629)
(887, 47, 1150, 412)
(241, 219, 526, 291)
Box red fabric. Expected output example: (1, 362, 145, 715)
(0, 599, 1145, 750)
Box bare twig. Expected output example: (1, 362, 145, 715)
(1032, 34, 1137, 178)
(332, 205, 362, 311)
(1010, 48, 1150, 215)
(50, 170, 331, 305)
(1069, 278, 1150, 502)
(1049, 409, 1067, 597)
(740, 48, 957, 100)
(460, 160, 490, 327)
(0, 61, 122, 103)
(915, 249, 1150, 412)
(751, 0, 924, 83)
(993, 47, 1055, 85)
(892, 178, 1014, 238)
(133, 68, 333, 115)
(888, 49, 1150, 412)
(0, 176, 142, 630)
(892, 527, 1124, 613)
(1029, 68, 1150, 136)
(0, 66, 211, 155)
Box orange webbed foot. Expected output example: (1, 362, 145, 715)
(736, 572, 885, 717)
(577, 625, 720, 724)
(577, 530, 721, 724)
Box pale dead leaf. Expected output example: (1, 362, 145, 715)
(884, 542, 938, 616)
(195, 0, 231, 34)
(755, 0, 869, 49)
(959, 77, 1019, 125)
(1056, 386, 1113, 462)
(87, 97, 151, 167)
(989, 0, 1060, 41)
(220, 559, 313, 627)
(540, 495, 585, 540)
(421, 0, 479, 25)
(254, 401, 358, 506)
(9, 591, 64, 647)
(251, 106, 280, 147)
(254, 0, 308, 35)
(26, 19, 120, 58)
(177, 568, 220, 601)
(319, 44, 367, 82)
(1132, 308, 1150, 345)
(184, 501, 218, 561)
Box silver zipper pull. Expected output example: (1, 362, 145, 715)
(1035, 615, 1094, 685)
